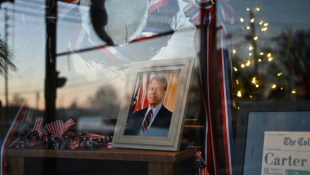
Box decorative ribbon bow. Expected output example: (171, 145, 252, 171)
(45, 119, 75, 137)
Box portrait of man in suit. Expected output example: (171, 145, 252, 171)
(124, 75, 173, 137)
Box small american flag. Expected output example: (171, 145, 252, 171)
(196, 151, 209, 175)
(45, 119, 75, 136)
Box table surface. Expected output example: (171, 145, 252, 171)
(6, 146, 195, 163)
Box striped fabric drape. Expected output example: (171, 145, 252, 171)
(184, 0, 234, 175)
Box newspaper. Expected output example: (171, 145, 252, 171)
(261, 132, 310, 175)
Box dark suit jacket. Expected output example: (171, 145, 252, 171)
(124, 105, 172, 137)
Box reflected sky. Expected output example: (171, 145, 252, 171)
(0, 0, 310, 111)
(0, 0, 196, 111)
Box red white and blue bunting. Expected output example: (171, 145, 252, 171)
(184, 0, 234, 175)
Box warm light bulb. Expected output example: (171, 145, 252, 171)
(277, 73, 282, 76)
(258, 59, 262, 62)
(240, 18, 244, 22)
(249, 53, 252, 56)
(264, 23, 268, 26)
(249, 95, 253, 98)
(246, 60, 251, 66)
(241, 64, 245, 68)
(236, 79, 239, 84)
(247, 26, 250, 30)
(268, 57, 273, 61)
(249, 46, 253, 50)
(256, 7, 260, 11)
(292, 90, 296, 94)
(237, 91, 242, 97)
(272, 84, 276, 89)
(252, 77, 256, 84)
(259, 21, 263, 25)
(260, 52, 264, 55)
(254, 36, 258, 40)
(251, 18, 255, 23)
(256, 84, 259, 88)
(234, 67, 238, 71)
(247, 8, 249, 11)
(267, 53, 271, 57)
(281, 87, 283, 90)
(233, 50, 236, 54)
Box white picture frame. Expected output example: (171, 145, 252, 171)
(112, 58, 194, 151)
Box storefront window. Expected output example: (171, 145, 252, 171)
(0, 0, 309, 174)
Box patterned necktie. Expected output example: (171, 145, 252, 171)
(141, 109, 153, 136)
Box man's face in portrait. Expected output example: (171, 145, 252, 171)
(148, 79, 166, 109)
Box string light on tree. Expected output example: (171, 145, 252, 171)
(237, 91, 242, 97)
(259, 21, 263, 25)
(277, 72, 282, 76)
(258, 59, 262, 62)
(252, 77, 256, 84)
(249, 53, 252, 56)
(264, 23, 268, 26)
(247, 26, 250, 30)
(260, 52, 264, 55)
(268, 57, 273, 61)
(247, 7, 249, 11)
(241, 64, 245, 68)
(233, 49, 236, 54)
(249, 46, 253, 50)
(256, 84, 259, 88)
(267, 53, 271, 57)
(246, 60, 251, 66)
(251, 18, 255, 23)
(256, 7, 260, 11)
(272, 84, 276, 89)
(292, 89, 296, 94)
(240, 18, 244, 22)
(254, 36, 258, 40)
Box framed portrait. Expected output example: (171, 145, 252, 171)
(112, 58, 194, 151)
(234, 101, 310, 175)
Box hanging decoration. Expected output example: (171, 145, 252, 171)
(183, 0, 234, 175)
